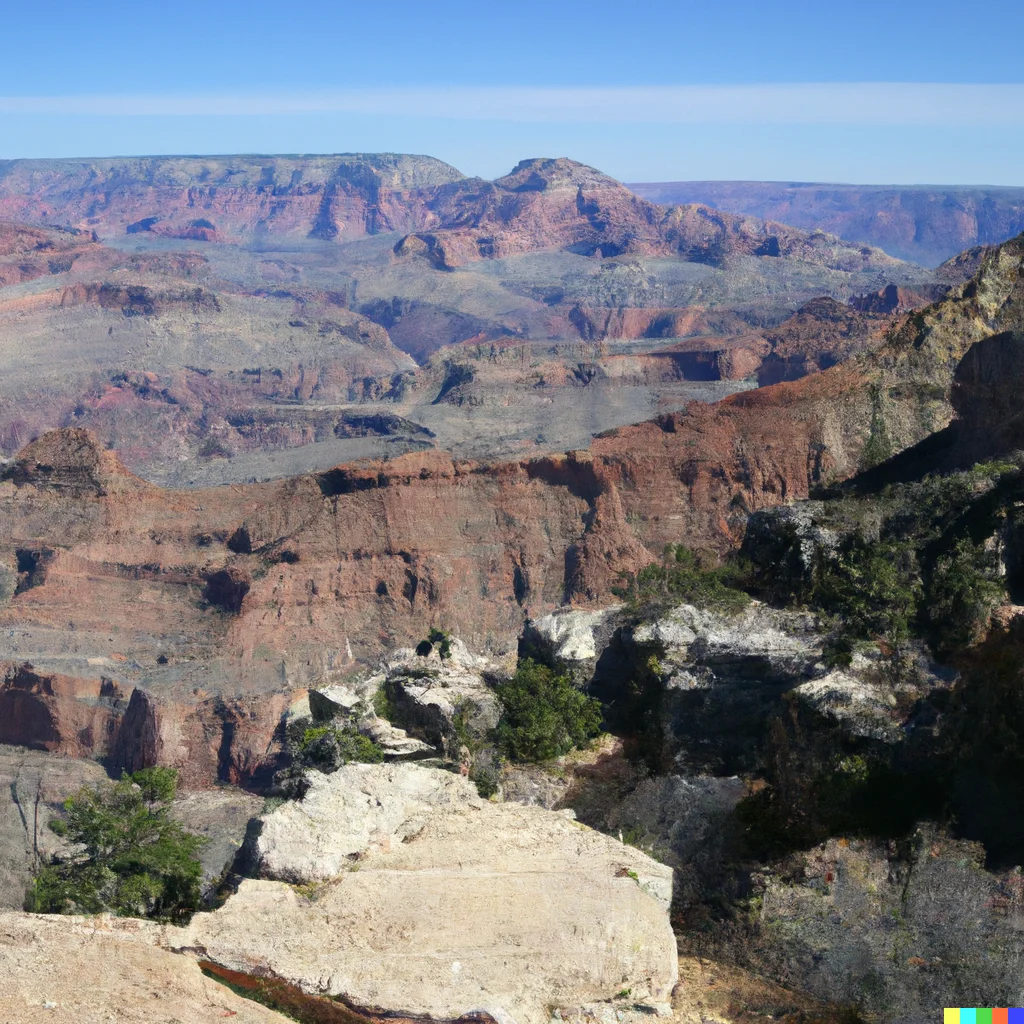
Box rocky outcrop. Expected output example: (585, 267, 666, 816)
(743, 828, 1024, 1016)
(169, 788, 264, 896)
(0, 222, 100, 287)
(0, 237, 1018, 781)
(392, 158, 908, 274)
(0, 663, 131, 758)
(307, 640, 501, 759)
(191, 762, 676, 1024)
(0, 659, 290, 790)
(252, 763, 485, 882)
(590, 600, 955, 774)
(523, 606, 626, 683)
(950, 327, 1024, 461)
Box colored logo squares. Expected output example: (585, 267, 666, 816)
(944, 1011, 1024, 1024)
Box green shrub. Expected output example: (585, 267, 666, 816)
(811, 537, 922, 643)
(296, 725, 384, 772)
(468, 757, 503, 799)
(415, 627, 453, 660)
(861, 384, 893, 470)
(372, 683, 397, 722)
(924, 538, 1005, 655)
(28, 767, 204, 922)
(822, 635, 855, 668)
(493, 658, 602, 762)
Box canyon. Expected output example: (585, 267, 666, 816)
(2, 150, 1024, 1024)
(0, 155, 954, 486)
(0, 231, 1019, 788)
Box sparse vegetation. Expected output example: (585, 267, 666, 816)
(452, 697, 504, 797)
(612, 544, 751, 614)
(28, 767, 204, 922)
(923, 537, 1005, 655)
(372, 682, 398, 722)
(745, 459, 1022, 654)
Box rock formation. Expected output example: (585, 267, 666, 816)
(190, 762, 677, 1024)
(0, 154, 466, 242)
(0, 234, 1018, 781)
(0, 153, 952, 485)
(0, 745, 110, 908)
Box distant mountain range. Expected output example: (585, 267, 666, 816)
(628, 181, 1024, 266)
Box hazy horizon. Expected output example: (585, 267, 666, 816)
(1, 0, 1021, 184)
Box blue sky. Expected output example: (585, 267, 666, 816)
(2, 0, 1022, 183)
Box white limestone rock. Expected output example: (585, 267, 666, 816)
(255, 763, 481, 882)
(191, 763, 678, 1024)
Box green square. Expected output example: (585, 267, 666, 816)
(978, 1010, 993, 1024)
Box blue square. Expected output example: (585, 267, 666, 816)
(1007, 1010, 1024, 1024)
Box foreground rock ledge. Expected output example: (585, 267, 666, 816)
(1, 765, 677, 1024)
(0, 912, 288, 1023)
(181, 763, 677, 1024)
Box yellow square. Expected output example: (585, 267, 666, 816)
(945, 1010, 960, 1024)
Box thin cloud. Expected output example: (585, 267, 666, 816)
(0, 84, 1022, 124)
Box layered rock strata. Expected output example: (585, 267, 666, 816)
(0, 236, 1019, 782)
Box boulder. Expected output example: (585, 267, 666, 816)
(168, 788, 264, 897)
(254, 763, 483, 882)
(188, 763, 677, 1024)
(311, 639, 500, 757)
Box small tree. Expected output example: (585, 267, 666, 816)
(28, 767, 204, 922)
(493, 658, 602, 762)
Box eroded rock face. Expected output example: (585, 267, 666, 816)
(0, 155, 466, 242)
(169, 789, 264, 896)
(0, 238, 1019, 783)
(745, 828, 1024, 1016)
(629, 180, 1024, 266)
(204, 763, 677, 1024)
